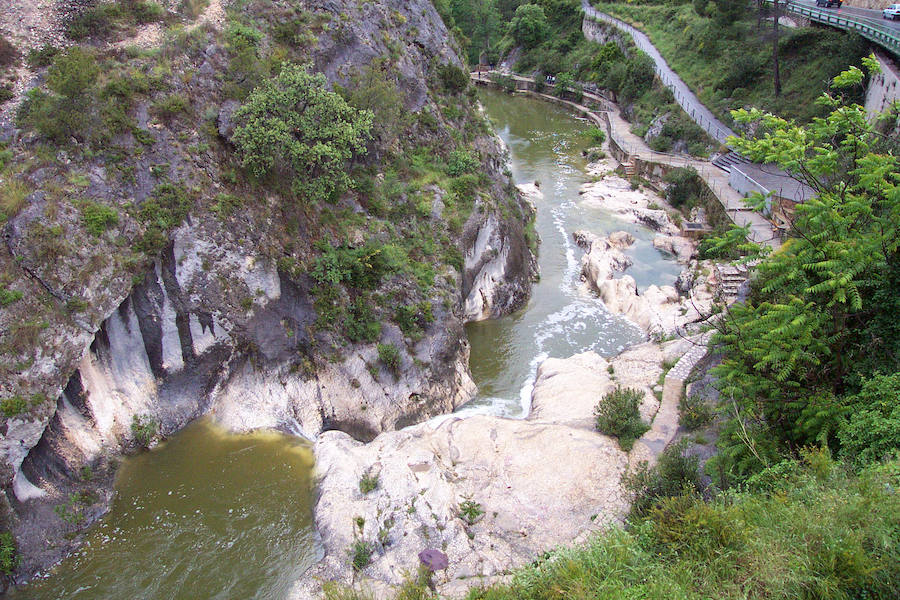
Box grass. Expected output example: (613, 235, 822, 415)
(0, 176, 29, 223)
(594, 2, 869, 125)
(359, 470, 379, 495)
(462, 455, 899, 600)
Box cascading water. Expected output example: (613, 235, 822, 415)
(462, 88, 682, 418)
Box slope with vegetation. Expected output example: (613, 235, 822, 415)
(326, 61, 900, 600)
(0, 0, 537, 583)
(593, 0, 871, 125)
(439, 0, 716, 155)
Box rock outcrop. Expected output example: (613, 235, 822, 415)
(0, 0, 536, 580)
(575, 230, 714, 337)
(292, 342, 685, 599)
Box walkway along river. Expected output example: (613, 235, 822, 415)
(7, 88, 687, 599)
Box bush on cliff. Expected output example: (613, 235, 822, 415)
(233, 63, 374, 203)
(594, 386, 649, 451)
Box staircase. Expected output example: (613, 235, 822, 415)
(716, 263, 751, 304)
(622, 162, 636, 178)
(711, 151, 751, 173)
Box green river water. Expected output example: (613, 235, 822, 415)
(10, 88, 680, 599)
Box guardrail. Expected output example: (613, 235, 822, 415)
(771, 0, 900, 55)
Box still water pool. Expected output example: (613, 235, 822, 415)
(10, 420, 318, 600)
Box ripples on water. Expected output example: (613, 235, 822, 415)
(463, 89, 683, 418)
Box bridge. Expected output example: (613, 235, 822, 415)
(769, 0, 900, 56)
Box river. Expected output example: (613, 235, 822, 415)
(8, 88, 680, 599)
(463, 88, 681, 417)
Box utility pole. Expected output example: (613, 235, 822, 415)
(773, 0, 782, 96)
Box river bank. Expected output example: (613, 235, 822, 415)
(292, 89, 718, 598)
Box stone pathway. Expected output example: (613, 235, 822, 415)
(629, 332, 712, 467)
(581, 0, 735, 145)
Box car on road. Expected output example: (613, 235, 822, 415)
(815, 0, 842, 7)
(884, 4, 900, 19)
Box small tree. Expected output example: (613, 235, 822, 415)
(509, 4, 549, 49)
(233, 63, 373, 203)
(594, 387, 650, 451)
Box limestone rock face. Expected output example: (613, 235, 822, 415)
(294, 345, 674, 599)
(578, 174, 679, 235)
(575, 231, 714, 336)
(653, 234, 696, 263)
(461, 181, 538, 322)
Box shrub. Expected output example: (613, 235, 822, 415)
(0, 35, 17, 69)
(458, 500, 484, 525)
(0, 531, 17, 576)
(838, 373, 900, 465)
(26, 45, 59, 68)
(663, 166, 704, 210)
(510, 4, 549, 49)
(585, 126, 606, 144)
(131, 414, 158, 448)
(232, 63, 373, 203)
(446, 150, 479, 176)
(80, 201, 119, 237)
(348, 539, 374, 572)
(359, 470, 379, 494)
(594, 387, 650, 451)
(136, 183, 192, 254)
(678, 394, 714, 431)
(1, 396, 27, 418)
(438, 63, 469, 93)
(151, 93, 189, 121)
(0, 286, 23, 307)
(624, 439, 703, 519)
(346, 297, 382, 343)
(377, 343, 401, 374)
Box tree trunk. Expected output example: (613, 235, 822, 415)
(773, 0, 782, 96)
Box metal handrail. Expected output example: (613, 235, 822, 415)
(767, 0, 900, 55)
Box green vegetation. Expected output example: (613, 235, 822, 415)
(348, 539, 375, 572)
(80, 201, 119, 237)
(707, 60, 900, 483)
(595, 1, 870, 124)
(130, 414, 159, 448)
(465, 454, 899, 600)
(593, 386, 650, 451)
(359, 470, 380, 495)
(458, 499, 485, 525)
(0, 286, 23, 307)
(0, 531, 17, 576)
(53, 491, 98, 525)
(233, 63, 374, 203)
(510, 4, 550, 49)
(0, 395, 27, 418)
(66, 0, 166, 41)
(677, 393, 713, 431)
(377, 343, 401, 375)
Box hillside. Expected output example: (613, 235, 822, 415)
(0, 0, 536, 582)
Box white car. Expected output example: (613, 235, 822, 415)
(884, 4, 900, 20)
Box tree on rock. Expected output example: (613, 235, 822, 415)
(233, 63, 373, 203)
(510, 4, 550, 49)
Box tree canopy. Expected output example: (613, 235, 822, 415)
(510, 3, 550, 49)
(708, 58, 900, 481)
(232, 63, 373, 203)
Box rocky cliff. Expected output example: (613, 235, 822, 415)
(0, 0, 536, 580)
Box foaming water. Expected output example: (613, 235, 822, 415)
(10, 419, 319, 600)
(463, 89, 683, 418)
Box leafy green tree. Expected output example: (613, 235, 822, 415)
(233, 63, 373, 203)
(709, 58, 900, 477)
(509, 4, 550, 49)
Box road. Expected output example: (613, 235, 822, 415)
(790, 0, 900, 31)
(580, 0, 736, 145)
